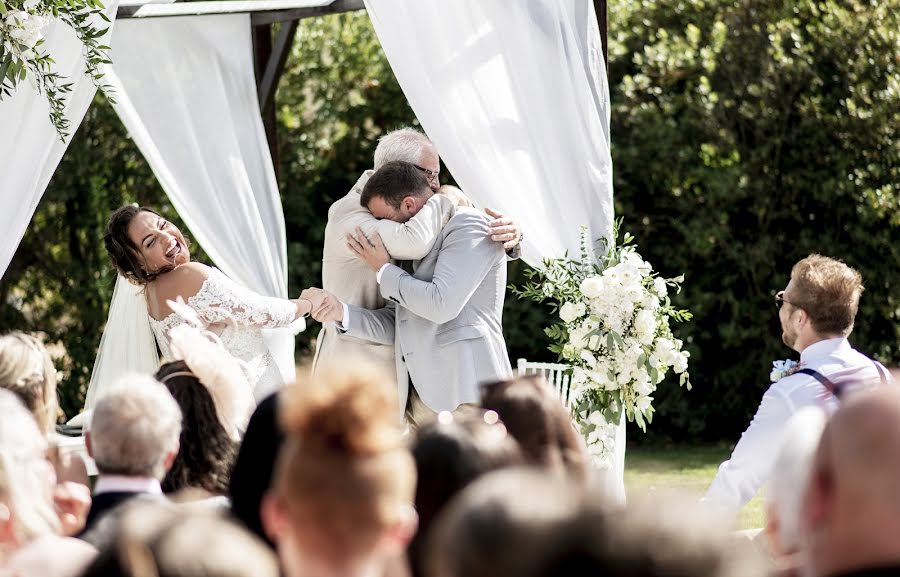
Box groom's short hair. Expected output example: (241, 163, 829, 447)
(789, 254, 863, 336)
(361, 161, 431, 210)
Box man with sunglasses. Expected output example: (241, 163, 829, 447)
(704, 254, 891, 515)
(310, 127, 521, 383)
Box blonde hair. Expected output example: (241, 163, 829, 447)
(0, 332, 59, 435)
(273, 360, 415, 563)
(790, 254, 864, 336)
(0, 390, 60, 546)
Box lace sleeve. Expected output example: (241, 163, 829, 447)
(188, 269, 297, 329)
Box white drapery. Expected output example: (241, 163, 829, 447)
(364, 0, 613, 265)
(106, 14, 299, 388)
(365, 0, 623, 502)
(0, 2, 119, 280)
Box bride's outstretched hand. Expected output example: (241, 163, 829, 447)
(300, 288, 344, 323)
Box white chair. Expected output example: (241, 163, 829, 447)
(517, 358, 574, 409)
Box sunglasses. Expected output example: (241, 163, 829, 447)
(775, 290, 798, 310)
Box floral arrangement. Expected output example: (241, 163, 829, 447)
(514, 221, 693, 467)
(770, 359, 799, 382)
(0, 0, 113, 140)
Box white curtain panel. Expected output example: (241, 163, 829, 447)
(365, 0, 623, 502)
(107, 14, 299, 384)
(0, 1, 119, 280)
(364, 0, 614, 265)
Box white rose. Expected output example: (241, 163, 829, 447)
(587, 334, 601, 351)
(572, 367, 588, 385)
(634, 309, 657, 345)
(580, 276, 604, 299)
(559, 301, 584, 323)
(653, 277, 668, 297)
(579, 350, 597, 366)
(673, 351, 689, 374)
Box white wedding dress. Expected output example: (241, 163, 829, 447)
(148, 267, 296, 399)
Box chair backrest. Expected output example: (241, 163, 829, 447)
(516, 358, 574, 409)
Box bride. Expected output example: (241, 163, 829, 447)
(84, 205, 312, 410)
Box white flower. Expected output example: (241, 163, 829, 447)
(636, 395, 654, 412)
(559, 301, 585, 323)
(580, 350, 597, 367)
(672, 351, 689, 374)
(587, 334, 601, 351)
(633, 309, 657, 345)
(580, 276, 604, 299)
(653, 277, 668, 297)
(572, 367, 589, 385)
(770, 359, 798, 382)
(543, 282, 556, 297)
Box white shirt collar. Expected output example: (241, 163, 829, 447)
(94, 475, 163, 496)
(800, 337, 850, 365)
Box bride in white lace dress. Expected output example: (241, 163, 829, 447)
(102, 205, 313, 397)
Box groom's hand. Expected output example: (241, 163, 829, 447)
(301, 288, 344, 323)
(347, 227, 390, 272)
(484, 208, 522, 250)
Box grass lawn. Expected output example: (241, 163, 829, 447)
(624, 444, 765, 530)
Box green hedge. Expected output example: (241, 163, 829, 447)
(2, 3, 897, 442)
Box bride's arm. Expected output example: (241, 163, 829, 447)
(174, 263, 310, 328)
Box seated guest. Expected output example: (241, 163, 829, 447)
(261, 360, 417, 577)
(764, 406, 827, 572)
(79, 375, 182, 548)
(408, 410, 523, 577)
(156, 360, 243, 505)
(80, 502, 279, 577)
(480, 375, 589, 480)
(0, 332, 91, 536)
(429, 468, 762, 577)
(705, 254, 892, 513)
(228, 390, 283, 548)
(801, 388, 900, 577)
(0, 390, 97, 577)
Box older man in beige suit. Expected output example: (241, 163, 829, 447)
(312, 128, 521, 382)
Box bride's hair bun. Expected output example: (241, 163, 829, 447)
(280, 359, 402, 457)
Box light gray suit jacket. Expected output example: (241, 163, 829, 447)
(342, 207, 513, 413)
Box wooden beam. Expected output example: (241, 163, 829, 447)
(593, 0, 608, 68)
(118, 0, 363, 20)
(250, 0, 363, 26)
(253, 24, 281, 182)
(258, 20, 299, 118)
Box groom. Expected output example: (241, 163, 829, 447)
(312, 161, 513, 423)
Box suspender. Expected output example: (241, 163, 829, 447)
(797, 360, 889, 401)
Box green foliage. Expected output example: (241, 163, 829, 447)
(0, 0, 113, 140)
(608, 0, 900, 441)
(2, 4, 897, 441)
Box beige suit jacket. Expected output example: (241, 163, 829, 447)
(314, 171, 455, 379)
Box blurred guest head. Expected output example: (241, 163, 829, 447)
(408, 410, 522, 577)
(429, 469, 762, 577)
(0, 332, 59, 435)
(87, 375, 182, 480)
(81, 502, 278, 577)
(778, 254, 863, 352)
(228, 391, 283, 548)
(0, 389, 59, 550)
(262, 360, 416, 577)
(480, 375, 588, 479)
(801, 388, 900, 576)
(155, 361, 238, 497)
(765, 406, 827, 558)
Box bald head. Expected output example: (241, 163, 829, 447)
(803, 388, 900, 576)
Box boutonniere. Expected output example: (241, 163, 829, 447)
(770, 359, 800, 383)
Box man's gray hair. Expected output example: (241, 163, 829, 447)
(88, 374, 182, 479)
(373, 127, 435, 169)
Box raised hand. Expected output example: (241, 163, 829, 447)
(346, 226, 390, 272)
(484, 207, 522, 250)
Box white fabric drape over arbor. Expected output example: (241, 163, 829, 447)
(364, 0, 614, 266)
(0, 2, 119, 280)
(105, 14, 299, 387)
(365, 0, 623, 502)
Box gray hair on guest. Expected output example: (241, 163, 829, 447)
(373, 127, 435, 169)
(765, 406, 827, 554)
(88, 374, 182, 480)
